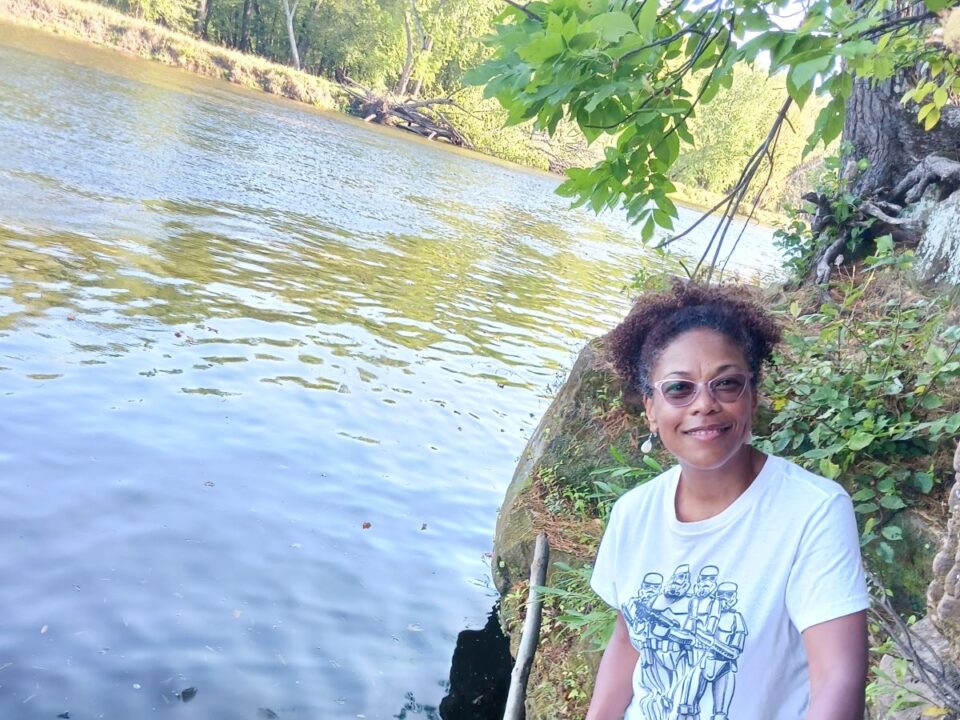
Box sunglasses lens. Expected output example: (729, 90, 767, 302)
(710, 374, 747, 401)
(661, 380, 697, 405)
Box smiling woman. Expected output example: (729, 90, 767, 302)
(585, 281, 870, 720)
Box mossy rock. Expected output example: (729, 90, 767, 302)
(491, 337, 647, 594)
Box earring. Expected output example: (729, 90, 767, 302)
(641, 432, 657, 454)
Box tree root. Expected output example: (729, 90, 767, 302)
(890, 154, 960, 205)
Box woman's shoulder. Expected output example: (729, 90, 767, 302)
(609, 464, 678, 516)
(765, 454, 854, 508)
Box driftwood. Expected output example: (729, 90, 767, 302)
(339, 75, 471, 148)
(502, 532, 549, 720)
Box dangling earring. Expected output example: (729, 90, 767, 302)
(641, 432, 657, 454)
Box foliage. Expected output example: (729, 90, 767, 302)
(111, 0, 193, 30)
(470, 0, 960, 250)
(668, 64, 827, 211)
(537, 561, 617, 650)
(759, 252, 960, 569)
(774, 142, 870, 280)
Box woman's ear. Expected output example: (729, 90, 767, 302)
(642, 394, 658, 434)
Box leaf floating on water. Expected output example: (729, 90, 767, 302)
(177, 687, 198, 703)
(258, 709, 279, 719)
(361, 522, 372, 530)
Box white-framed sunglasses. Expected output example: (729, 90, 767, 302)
(651, 372, 753, 407)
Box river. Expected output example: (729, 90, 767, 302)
(0, 21, 778, 720)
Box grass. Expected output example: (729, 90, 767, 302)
(0, 0, 346, 110)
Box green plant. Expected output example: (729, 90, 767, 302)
(538, 562, 617, 650)
(773, 142, 876, 281)
(758, 254, 960, 566)
(589, 446, 663, 520)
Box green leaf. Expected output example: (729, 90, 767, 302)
(924, 0, 952, 10)
(636, 0, 658, 38)
(855, 501, 879, 514)
(880, 494, 907, 510)
(846, 431, 875, 451)
(882, 525, 903, 541)
(790, 54, 833, 88)
(819, 457, 840, 479)
(585, 11, 637, 43)
(852, 488, 877, 501)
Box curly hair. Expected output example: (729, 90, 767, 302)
(607, 280, 782, 395)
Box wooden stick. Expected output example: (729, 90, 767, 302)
(502, 532, 550, 720)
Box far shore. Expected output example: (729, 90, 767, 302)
(0, 0, 783, 226)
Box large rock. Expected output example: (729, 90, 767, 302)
(491, 338, 646, 594)
(912, 188, 960, 285)
(871, 617, 955, 720)
(926, 444, 960, 666)
(491, 337, 648, 720)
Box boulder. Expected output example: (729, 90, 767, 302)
(912, 188, 960, 286)
(927, 444, 960, 666)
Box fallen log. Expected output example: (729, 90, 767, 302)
(338, 75, 472, 148)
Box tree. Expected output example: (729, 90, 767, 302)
(468, 0, 960, 280)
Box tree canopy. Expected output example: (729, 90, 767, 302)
(468, 0, 960, 274)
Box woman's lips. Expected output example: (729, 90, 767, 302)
(683, 424, 732, 439)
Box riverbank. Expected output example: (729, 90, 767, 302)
(0, 0, 345, 110)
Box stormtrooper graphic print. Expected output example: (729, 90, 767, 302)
(621, 563, 748, 720)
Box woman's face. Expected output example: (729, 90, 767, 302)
(642, 328, 756, 472)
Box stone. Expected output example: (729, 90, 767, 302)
(871, 617, 955, 720)
(912, 188, 960, 286)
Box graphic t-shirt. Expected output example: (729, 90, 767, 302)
(590, 454, 869, 720)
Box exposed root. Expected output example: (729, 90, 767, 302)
(891, 154, 960, 205)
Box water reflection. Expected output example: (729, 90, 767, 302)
(0, 22, 777, 720)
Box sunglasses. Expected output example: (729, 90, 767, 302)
(651, 372, 753, 407)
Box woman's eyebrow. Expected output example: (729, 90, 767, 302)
(662, 363, 741, 377)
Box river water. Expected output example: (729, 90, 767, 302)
(0, 22, 777, 720)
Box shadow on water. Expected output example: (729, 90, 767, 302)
(396, 606, 513, 720)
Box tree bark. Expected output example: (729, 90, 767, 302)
(194, 0, 209, 37)
(280, 0, 301, 70)
(843, 79, 960, 200)
(238, 0, 252, 51)
(395, 5, 415, 96)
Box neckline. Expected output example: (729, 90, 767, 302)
(664, 453, 779, 535)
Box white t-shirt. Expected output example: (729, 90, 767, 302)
(590, 454, 870, 720)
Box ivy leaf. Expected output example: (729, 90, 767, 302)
(880, 494, 907, 510)
(881, 525, 903, 541)
(846, 431, 875, 451)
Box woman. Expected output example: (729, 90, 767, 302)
(586, 282, 869, 720)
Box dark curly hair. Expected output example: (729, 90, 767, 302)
(607, 281, 782, 396)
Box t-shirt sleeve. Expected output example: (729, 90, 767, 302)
(590, 499, 623, 610)
(785, 491, 870, 633)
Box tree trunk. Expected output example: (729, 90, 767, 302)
(843, 79, 960, 201)
(395, 6, 415, 96)
(194, 0, 209, 37)
(238, 0, 252, 51)
(411, 35, 432, 98)
(280, 0, 301, 70)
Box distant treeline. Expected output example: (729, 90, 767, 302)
(86, 0, 826, 210)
